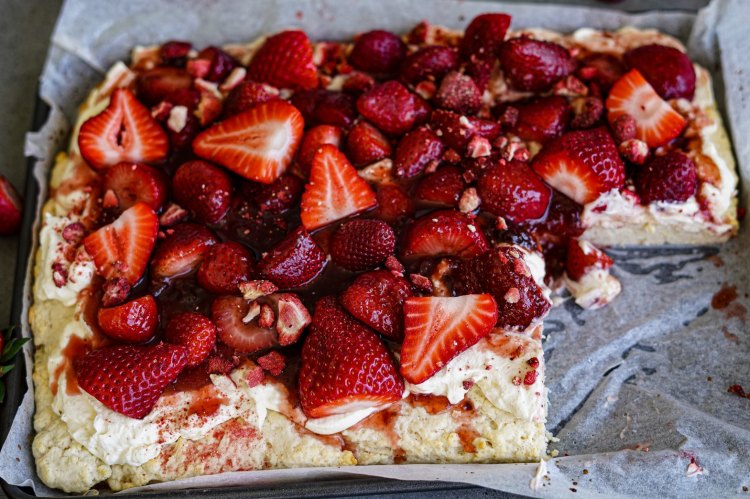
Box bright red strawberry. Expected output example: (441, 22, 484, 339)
(566, 238, 614, 281)
(78, 88, 169, 170)
(531, 127, 625, 205)
(196, 46, 239, 82)
(624, 44, 696, 100)
(400, 294, 498, 384)
(193, 100, 304, 184)
(576, 54, 625, 93)
(402, 210, 489, 259)
(76, 342, 188, 419)
(197, 241, 254, 294)
(498, 37, 573, 92)
(136, 67, 193, 106)
(356, 81, 423, 136)
(211, 295, 278, 353)
(345, 121, 392, 167)
(314, 91, 357, 128)
(102, 162, 168, 213)
(373, 184, 413, 224)
(459, 13, 511, 61)
(172, 160, 233, 223)
(254, 173, 305, 213)
(634, 151, 697, 204)
(257, 351, 286, 376)
(413, 165, 465, 206)
(0, 176, 22, 236)
(84, 203, 159, 285)
(222, 80, 278, 119)
(297, 125, 344, 175)
(399, 46, 459, 85)
(247, 30, 318, 89)
(393, 127, 445, 178)
(164, 312, 217, 367)
(429, 109, 500, 151)
(349, 30, 407, 74)
(340, 270, 413, 340)
(434, 71, 482, 115)
(513, 96, 571, 143)
(330, 219, 396, 271)
(97, 295, 158, 343)
(454, 245, 551, 330)
(300, 145, 377, 231)
(150, 223, 218, 280)
(605, 69, 686, 148)
(299, 296, 404, 418)
(477, 160, 551, 223)
(257, 226, 326, 288)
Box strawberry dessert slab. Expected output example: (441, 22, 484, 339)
(28, 11, 738, 494)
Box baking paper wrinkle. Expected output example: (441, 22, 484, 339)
(1, 0, 749, 497)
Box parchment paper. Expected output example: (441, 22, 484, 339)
(1, 0, 748, 496)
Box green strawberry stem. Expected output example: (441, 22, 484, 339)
(1, 326, 29, 404)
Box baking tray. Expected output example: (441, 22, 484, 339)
(0, 94, 525, 498)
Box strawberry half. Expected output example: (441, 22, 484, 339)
(150, 223, 218, 280)
(78, 88, 169, 170)
(402, 210, 489, 259)
(345, 121, 392, 168)
(102, 162, 169, 213)
(605, 69, 686, 148)
(298, 296, 404, 418)
(340, 270, 414, 340)
(330, 219, 396, 272)
(566, 238, 614, 281)
(400, 294, 498, 384)
(0, 176, 22, 236)
(164, 312, 217, 367)
(257, 226, 327, 289)
(197, 241, 254, 294)
(247, 30, 318, 89)
(83, 203, 159, 285)
(193, 100, 304, 184)
(300, 145, 377, 231)
(531, 127, 625, 205)
(76, 342, 188, 419)
(297, 124, 344, 175)
(97, 295, 158, 343)
(211, 295, 278, 353)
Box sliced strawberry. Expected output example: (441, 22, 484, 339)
(400, 294, 498, 384)
(257, 351, 286, 376)
(393, 127, 445, 179)
(498, 37, 573, 92)
(402, 210, 489, 260)
(222, 80, 279, 119)
(193, 100, 305, 184)
(97, 295, 158, 343)
(299, 296, 404, 418)
(356, 81, 422, 136)
(345, 121, 392, 168)
(78, 88, 169, 170)
(566, 238, 614, 281)
(330, 219, 396, 271)
(136, 67, 193, 106)
(297, 125, 343, 175)
(513, 96, 571, 143)
(454, 245, 551, 330)
(83, 203, 159, 285)
(172, 160, 233, 224)
(76, 342, 188, 419)
(477, 160, 551, 223)
(373, 184, 413, 224)
(247, 30, 318, 89)
(434, 71, 482, 115)
(197, 241, 254, 294)
(164, 312, 217, 367)
(531, 127, 625, 205)
(349, 30, 407, 75)
(102, 162, 168, 213)
(270, 293, 311, 346)
(399, 46, 459, 85)
(605, 69, 686, 148)
(211, 295, 278, 353)
(300, 145, 377, 231)
(150, 223, 218, 280)
(340, 270, 414, 340)
(623, 44, 696, 100)
(634, 151, 697, 204)
(459, 13, 511, 61)
(429, 109, 500, 151)
(413, 165, 465, 207)
(257, 226, 326, 289)
(0, 176, 22, 236)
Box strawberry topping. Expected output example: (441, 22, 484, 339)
(97, 295, 158, 343)
(393, 127, 445, 178)
(513, 96, 571, 143)
(102, 162, 169, 213)
(402, 210, 489, 259)
(345, 121, 392, 168)
(566, 238, 614, 281)
(164, 312, 218, 367)
(197, 241, 254, 294)
(340, 270, 414, 340)
(330, 219, 396, 272)
(623, 44, 696, 100)
(0, 176, 22, 236)
(349, 30, 407, 75)
(634, 151, 697, 204)
(399, 46, 459, 85)
(460, 13, 511, 61)
(150, 223, 218, 280)
(477, 160, 551, 223)
(413, 165, 465, 207)
(356, 81, 424, 136)
(498, 37, 573, 92)
(211, 295, 278, 353)
(257, 226, 326, 289)
(297, 125, 344, 175)
(171, 160, 233, 223)
(247, 30, 318, 89)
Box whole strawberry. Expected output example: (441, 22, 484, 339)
(247, 30, 318, 89)
(399, 46, 459, 85)
(76, 342, 189, 419)
(330, 219, 396, 272)
(634, 151, 697, 204)
(97, 295, 159, 343)
(298, 297, 404, 418)
(349, 30, 407, 75)
(340, 270, 414, 340)
(498, 37, 573, 92)
(257, 226, 327, 288)
(172, 160, 233, 224)
(164, 312, 217, 367)
(197, 241, 254, 294)
(477, 160, 551, 223)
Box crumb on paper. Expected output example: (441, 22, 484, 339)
(619, 413, 631, 439)
(686, 457, 705, 478)
(529, 459, 548, 491)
